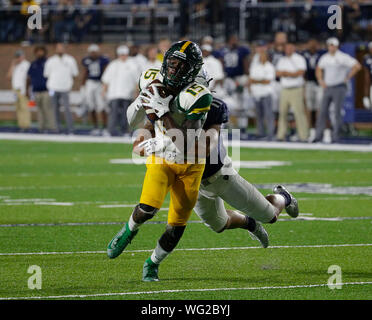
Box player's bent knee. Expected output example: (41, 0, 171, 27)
(132, 203, 158, 224)
(158, 224, 186, 252)
(216, 224, 227, 233)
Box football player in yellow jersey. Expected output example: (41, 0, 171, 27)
(107, 40, 212, 281)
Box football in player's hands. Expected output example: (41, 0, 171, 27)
(141, 79, 172, 122)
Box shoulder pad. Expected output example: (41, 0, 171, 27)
(139, 68, 162, 91)
(177, 82, 211, 113)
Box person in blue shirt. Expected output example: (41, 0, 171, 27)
(220, 34, 250, 79)
(362, 42, 372, 110)
(81, 44, 110, 135)
(218, 34, 250, 136)
(27, 46, 57, 132)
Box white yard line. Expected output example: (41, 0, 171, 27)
(1, 281, 371, 300)
(3, 198, 56, 202)
(297, 197, 372, 201)
(1, 215, 371, 228)
(1, 133, 371, 152)
(0, 243, 371, 256)
(98, 204, 138, 208)
(0, 184, 141, 191)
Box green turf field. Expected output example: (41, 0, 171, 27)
(0, 140, 371, 300)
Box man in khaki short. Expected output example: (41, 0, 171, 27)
(276, 42, 309, 142)
(7, 50, 31, 131)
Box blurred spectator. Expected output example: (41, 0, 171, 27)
(269, 32, 288, 113)
(53, 0, 78, 43)
(74, 0, 97, 42)
(27, 46, 57, 133)
(33, 0, 53, 43)
(302, 38, 326, 140)
(314, 37, 361, 143)
(0, 0, 25, 42)
(272, 6, 298, 42)
(270, 32, 287, 67)
(299, 0, 322, 39)
(156, 37, 171, 63)
(219, 34, 250, 133)
(220, 34, 250, 79)
(342, 0, 362, 41)
(20, 0, 38, 42)
(144, 44, 162, 70)
(102, 45, 138, 136)
(359, 1, 372, 41)
(276, 42, 309, 142)
(200, 35, 222, 59)
(81, 44, 110, 136)
(130, 44, 148, 75)
(201, 44, 224, 91)
(6, 50, 31, 131)
(44, 43, 79, 134)
(362, 41, 372, 110)
(248, 45, 275, 141)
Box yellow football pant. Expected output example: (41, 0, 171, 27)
(140, 155, 205, 226)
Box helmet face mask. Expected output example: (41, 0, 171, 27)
(165, 57, 191, 86)
(161, 41, 203, 89)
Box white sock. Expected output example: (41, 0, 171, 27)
(128, 214, 141, 231)
(150, 242, 170, 265)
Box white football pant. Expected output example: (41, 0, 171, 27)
(194, 165, 276, 232)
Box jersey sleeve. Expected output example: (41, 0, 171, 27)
(176, 83, 213, 121)
(186, 93, 213, 120)
(138, 68, 161, 91)
(203, 98, 229, 129)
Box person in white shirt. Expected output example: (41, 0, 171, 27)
(102, 45, 138, 136)
(248, 49, 275, 140)
(6, 50, 31, 130)
(44, 43, 79, 134)
(130, 44, 149, 76)
(144, 44, 162, 70)
(314, 37, 361, 143)
(276, 42, 309, 142)
(201, 44, 224, 91)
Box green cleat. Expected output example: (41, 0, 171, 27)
(142, 258, 159, 282)
(107, 223, 138, 259)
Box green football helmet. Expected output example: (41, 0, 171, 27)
(160, 40, 204, 89)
